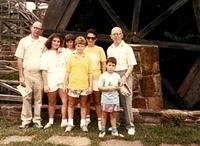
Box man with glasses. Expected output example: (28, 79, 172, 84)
(107, 27, 137, 135)
(15, 21, 47, 129)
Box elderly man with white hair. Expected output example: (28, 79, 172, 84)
(107, 27, 137, 135)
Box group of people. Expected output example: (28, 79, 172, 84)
(15, 21, 137, 137)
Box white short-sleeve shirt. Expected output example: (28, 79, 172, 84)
(107, 40, 137, 71)
(15, 35, 47, 71)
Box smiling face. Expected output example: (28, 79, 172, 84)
(75, 43, 85, 54)
(30, 21, 43, 39)
(66, 40, 74, 49)
(51, 37, 61, 50)
(86, 33, 97, 47)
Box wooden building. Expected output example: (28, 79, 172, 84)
(0, 0, 200, 110)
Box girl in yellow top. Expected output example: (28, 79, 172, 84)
(64, 36, 93, 132)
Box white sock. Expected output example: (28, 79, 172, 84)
(61, 119, 68, 124)
(49, 118, 54, 124)
(80, 119, 86, 127)
(68, 119, 74, 126)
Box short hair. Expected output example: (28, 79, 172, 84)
(65, 33, 75, 41)
(106, 57, 117, 65)
(86, 28, 97, 37)
(64, 33, 75, 47)
(45, 33, 64, 49)
(75, 36, 86, 46)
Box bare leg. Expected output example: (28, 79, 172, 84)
(47, 91, 57, 118)
(58, 88, 68, 119)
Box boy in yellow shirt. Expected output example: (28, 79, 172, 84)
(64, 36, 93, 132)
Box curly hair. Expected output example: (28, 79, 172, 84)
(45, 33, 64, 49)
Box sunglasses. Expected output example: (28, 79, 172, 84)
(86, 36, 96, 40)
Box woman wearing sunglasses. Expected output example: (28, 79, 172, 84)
(84, 28, 106, 130)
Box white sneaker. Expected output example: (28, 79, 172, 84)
(81, 125, 88, 132)
(65, 125, 74, 132)
(111, 131, 119, 136)
(98, 131, 106, 138)
(60, 121, 68, 128)
(108, 127, 112, 131)
(44, 122, 53, 129)
(128, 127, 135, 135)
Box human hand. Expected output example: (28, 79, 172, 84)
(19, 76, 25, 87)
(44, 85, 50, 93)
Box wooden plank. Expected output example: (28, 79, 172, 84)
(131, 0, 142, 33)
(193, 0, 200, 32)
(43, 0, 71, 30)
(57, 0, 80, 29)
(178, 58, 200, 97)
(182, 66, 200, 108)
(0, 79, 19, 85)
(161, 74, 184, 108)
(97, 0, 129, 33)
(0, 94, 22, 102)
(137, 0, 190, 38)
(0, 82, 20, 95)
(139, 39, 200, 51)
(5, 65, 18, 72)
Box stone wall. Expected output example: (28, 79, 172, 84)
(0, 104, 199, 125)
(131, 44, 163, 110)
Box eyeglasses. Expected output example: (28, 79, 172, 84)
(33, 26, 43, 31)
(86, 36, 96, 40)
(111, 33, 122, 36)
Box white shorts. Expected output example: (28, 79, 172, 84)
(68, 89, 88, 98)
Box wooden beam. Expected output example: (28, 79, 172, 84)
(0, 82, 20, 95)
(57, 0, 80, 29)
(43, 0, 71, 30)
(178, 58, 200, 97)
(139, 39, 200, 51)
(137, 0, 190, 38)
(193, 0, 200, 32)
(0, 94, 22, 102)
(97, 0, 129, 33)
(161, 74, 184, 108)
(0, 80, 19, 85)
(131, 0, 142, 33)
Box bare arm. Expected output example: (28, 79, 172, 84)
(87, 73, 93, 94)
(41, 70, 49, 92)
(120, 65, 133, 85)
(63, 71, 69, 92)
(101, 61, 106, 73)
(99, 85, 119, 92)
(17, 58, 25, 85)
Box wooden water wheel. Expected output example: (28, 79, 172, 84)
(43, 0, 200, 109)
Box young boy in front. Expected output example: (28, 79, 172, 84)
(98, 57, 122, 137)
(64, 36, 93, 132)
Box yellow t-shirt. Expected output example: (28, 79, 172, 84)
(66, 53, 92, 90)
(85, 45, 106, 80)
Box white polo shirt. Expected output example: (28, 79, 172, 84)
(15, 35, 47, 71)
(107, 40, 137, 71)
